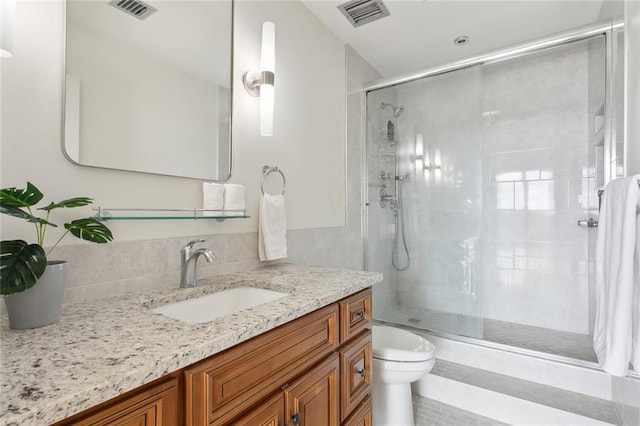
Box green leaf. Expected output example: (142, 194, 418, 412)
(0, 240, 47, 295)
(39, 197, 93, 212)
(0, 203, 57, 227)
(64, 219, 113, 244)
(0, 182, 44, 208)
(0, 204, 32, 220)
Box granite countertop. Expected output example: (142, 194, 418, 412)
(0, 264, 382, 426)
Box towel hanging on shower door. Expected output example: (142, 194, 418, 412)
(593, 175, 640, 376)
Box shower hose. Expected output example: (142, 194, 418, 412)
(392, 179, 410, 271)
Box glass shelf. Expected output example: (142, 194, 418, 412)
(93, 207, 249, 222)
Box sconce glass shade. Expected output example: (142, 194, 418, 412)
(242, 22, 275, 136)
(261, 22, 275, 74)
(0, 0, 15, 58)
(260, 22, 275, 136)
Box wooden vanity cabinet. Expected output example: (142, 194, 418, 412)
(54, 288, 372, 426)
(189, 288, 372, 426)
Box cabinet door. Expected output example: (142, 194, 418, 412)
(342, 397, 371, 426)
(339, 330, 371, 421)
(230, 393, 284, 426)
(284, 354, 340, 426)
(68, 378, 178, 426)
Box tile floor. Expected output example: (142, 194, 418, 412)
(431, 360, 622, 425)
(413, 395, 508, 426)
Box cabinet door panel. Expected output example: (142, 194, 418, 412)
(342, 397, 372, 426)
(230, 393, 284, 426)
(68, 378, 178, 426)
(339, 330, 371, 421)
(284, 354, 340, 426)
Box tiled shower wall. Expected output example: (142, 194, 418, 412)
(41, 45, 379, 306)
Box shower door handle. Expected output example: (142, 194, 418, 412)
(577, 218, 598, 228)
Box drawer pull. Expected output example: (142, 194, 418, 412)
(356, 367, 365, 378)
(291, 413, 300, 425)
(356, 310, 365, 320)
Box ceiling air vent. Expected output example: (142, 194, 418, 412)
(338, 0, 390, 28)
(108, 0, 157, 20)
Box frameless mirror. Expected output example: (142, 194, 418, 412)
(63, 0, 232, 181)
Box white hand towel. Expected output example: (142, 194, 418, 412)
(594, 175, 640, 376)
(202, 182, 224, 213)
(259, 193, 287, 261)
(223, 184, 245, 215)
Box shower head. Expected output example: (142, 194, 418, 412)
(381, 102, 405, 118)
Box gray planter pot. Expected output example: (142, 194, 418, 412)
(3, 261, 68, 329)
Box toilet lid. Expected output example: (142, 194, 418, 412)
(372, 325, 435, 362)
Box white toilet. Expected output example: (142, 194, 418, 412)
(372, 325, 436, 426)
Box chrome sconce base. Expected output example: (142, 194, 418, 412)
(243, 70, 275, 97)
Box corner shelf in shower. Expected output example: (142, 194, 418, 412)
(92, 207, 249, 222)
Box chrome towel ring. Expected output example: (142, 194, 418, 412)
(261, 165, 286, 195)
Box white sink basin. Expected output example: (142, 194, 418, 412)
(152, 287, 289, 324)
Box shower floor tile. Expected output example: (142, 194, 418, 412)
(413, 395, 508, 426)
(482, 318, 597, 362)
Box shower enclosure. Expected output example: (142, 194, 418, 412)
(366, 21, 625, 363)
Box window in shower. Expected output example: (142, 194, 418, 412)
(366, 33, 617, 361)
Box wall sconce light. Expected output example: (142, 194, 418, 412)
(0, 0, 15, 58)
(243, 22, 275, 136)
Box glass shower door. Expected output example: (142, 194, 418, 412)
(367, 66, 485, 339)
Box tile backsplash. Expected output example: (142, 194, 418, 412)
(48, 227, 364, 305)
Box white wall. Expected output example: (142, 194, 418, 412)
(0, 0, 346, 245)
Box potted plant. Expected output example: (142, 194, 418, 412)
(0, 182, 113, 329)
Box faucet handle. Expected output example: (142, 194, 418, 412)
(183, 239, 205, 252)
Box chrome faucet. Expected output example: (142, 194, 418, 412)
(180, 239, 216, 288)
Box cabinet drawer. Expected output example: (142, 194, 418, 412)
(185, 303, 339, 425)
(341, 396, 371, 426)
(339, 330, 371, 421)
(339, 289, 371, 343)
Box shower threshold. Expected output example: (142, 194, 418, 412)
(375, 306, 597, 363)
